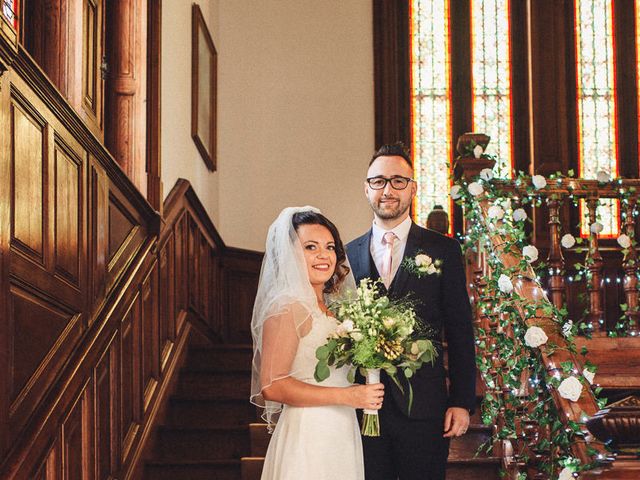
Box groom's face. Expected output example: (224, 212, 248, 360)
(365, 155, 416, 221)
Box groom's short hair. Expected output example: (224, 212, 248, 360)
(369, 142, 413, 169)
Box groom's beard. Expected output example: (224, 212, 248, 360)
(370, 195, 411, 220)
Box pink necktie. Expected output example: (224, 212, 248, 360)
(381, 231, 397, 288)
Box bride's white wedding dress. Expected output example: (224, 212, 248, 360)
(260, 311, 364, 480)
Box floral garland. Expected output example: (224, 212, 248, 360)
(451, 162, 610, 478)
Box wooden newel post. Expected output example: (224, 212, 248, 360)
(453, 133, 496, 182)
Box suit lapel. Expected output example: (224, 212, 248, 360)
(354, 229, 374, 281)
(389, 223, 422, 295)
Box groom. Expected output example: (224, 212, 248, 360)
(346, 143, 476, 480)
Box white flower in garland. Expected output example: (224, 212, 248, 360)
(617, 234, 631, 249)
(558, 376, 583, 402)
(480, 168, 494, 182)
(497, 274, 513, 294)
(590, 222, 604, 234)
(473, 145, 484, 159)
(596, 170, 611, 183)
(583, 368, 596, 385)
(524, 326, 548, 348)
(522, 245, 539, 263)
(512, 208, 527, 222)
(532, 174, 547, 189)
(468, 182, 484, 196)
(487, 205, 505, 220)
(558, 467, 575, 480)
(450, 185, 462, 200)
(561, 234, 576, 249)
(562, 320, 574, 338)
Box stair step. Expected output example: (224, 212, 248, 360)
(239, 456, 502, 480)
(155, 425, 250, 461)
(177, 370, 251, 400)
(187, 344, 253, 371)
(145, 460, 240, 480)
(446, 457, 502, 479)
(167, 397, 259, 427)
(248, 422, 493, 459)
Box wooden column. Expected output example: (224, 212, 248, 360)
(105, 0, 147, 196)
(622, 200, 640, 333)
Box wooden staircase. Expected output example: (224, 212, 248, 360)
(144, 343, 257, 480)
(144, 337, 503, 480)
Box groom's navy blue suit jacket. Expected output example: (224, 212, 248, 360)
(346, 222, 476, 420)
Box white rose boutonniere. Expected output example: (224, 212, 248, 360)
(558, 376, 583, 402)
(401, 251, 442, 278)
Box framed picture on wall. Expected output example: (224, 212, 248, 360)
(192, 4, 217, 171)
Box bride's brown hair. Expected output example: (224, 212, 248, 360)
(292, 211, 350, 294)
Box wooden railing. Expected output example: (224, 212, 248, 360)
(0, 24, 262, 480)
(456, 134, 640, 479)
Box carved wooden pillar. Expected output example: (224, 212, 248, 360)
(585, 198, 605, 330)
(546, 196, 565, 308)
(622, 200, 639, 333)
(105, 0, 147, 196)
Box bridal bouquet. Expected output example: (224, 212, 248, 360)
(314, 278, 438, 436)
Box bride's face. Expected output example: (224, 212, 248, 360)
(296, 224, 337, 289)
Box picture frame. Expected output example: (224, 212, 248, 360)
(191, 4, 217, 171)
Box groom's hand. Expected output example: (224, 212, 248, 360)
(443, 407, 470, 437)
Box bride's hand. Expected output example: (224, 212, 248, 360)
(343, 384, 385, 409)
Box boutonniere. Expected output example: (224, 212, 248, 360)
(401, 252, 442, 277)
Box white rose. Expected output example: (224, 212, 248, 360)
(532, 174, 547, 189)
(497, 274, 513, 294)
(427, 265, 437, 275)
(342, 320, 354, 332)
(583, 368, 595, 385)
(480, 168, 494, 181)
(561, 234, 576, 249)
(487, 205, 505, 220)
(558, 376, 583, 402)
(450, 185, 462, 200)
(349, 331, 364, 342)
(473, 145, 484, 158)
(512, 208, 527, 222)
(522, 245, 539, 263)
(596, 170, 610, 183)
(524, 326, 548, 348)
(558, 467, 574, 480)
(562, 320, 574, 338)
(617, 234, 631, 249)
(415, 254, 432, 267)
(590, 222, 604, 234)
(468, 182, 484, 196)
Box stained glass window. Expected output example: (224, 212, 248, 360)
(471, 0, 513, 178)
(575, 0, 619, 237)
(1, 0, 17, 29)
(410, 0, 453, 230)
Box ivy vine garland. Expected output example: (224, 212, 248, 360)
(451, 165, 612, 478)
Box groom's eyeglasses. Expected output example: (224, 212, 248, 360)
(366, 176, 414, 190)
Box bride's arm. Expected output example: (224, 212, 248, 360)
(259, 309, 383, 410)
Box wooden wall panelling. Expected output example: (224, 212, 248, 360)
(93, 333, 119, 480)
(158, 233, 176, 373)
(61, 379, 94, 480)
(141, 262, 159, 414)
(119, 291, 142, 471)
(29, 439, 61, 480)
(81, 0, 104, 132)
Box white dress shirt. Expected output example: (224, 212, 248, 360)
(370, 216, 412, 285)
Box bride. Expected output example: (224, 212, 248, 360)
(250, 207, 384, 480)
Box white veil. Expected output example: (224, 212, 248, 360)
(249, 206, 356, 429)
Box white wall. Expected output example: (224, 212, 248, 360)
(161, 0, 221, 225)
(162, 0, 375, 251)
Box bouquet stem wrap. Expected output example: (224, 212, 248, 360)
(361, 368, 381, 437)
